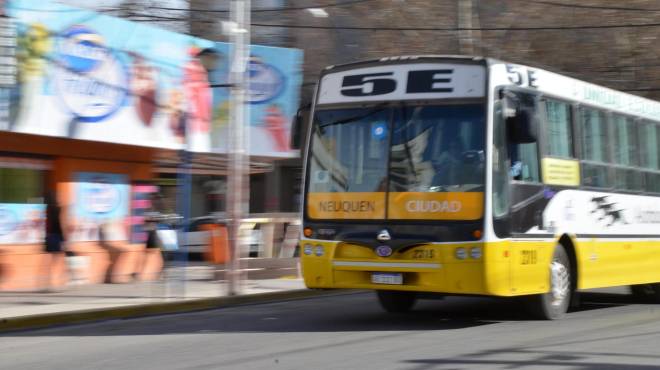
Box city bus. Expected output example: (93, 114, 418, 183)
(291, 55, 660, 319)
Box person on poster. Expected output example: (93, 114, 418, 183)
(264, 104, 288, 152)
(129, 52, 158, 127)
(182, 47, 211, 139)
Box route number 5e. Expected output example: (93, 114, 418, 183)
(340, 70, 454, 97)
(341, 73, 397, 96)
(506, 64, 538, 89)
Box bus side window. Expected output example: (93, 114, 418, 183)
(509, 142, 540, 182)
(509, 144, 522, 180)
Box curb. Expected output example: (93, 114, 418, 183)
(0, 289, 348, 333)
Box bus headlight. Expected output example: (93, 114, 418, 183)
(455, 247, 467, 260)
(315, 245, 325, 257)
(303, 244, 313, 255)
(470, 247, 482, 259)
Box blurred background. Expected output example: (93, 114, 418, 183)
(1, 0, 659, 294)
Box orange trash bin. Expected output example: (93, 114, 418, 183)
(200, 224, 229, 264)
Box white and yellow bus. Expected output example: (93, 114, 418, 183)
(292, 55, 660, 319)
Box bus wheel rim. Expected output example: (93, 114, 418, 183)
(550, 259, 570, 307)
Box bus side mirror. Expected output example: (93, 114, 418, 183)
(502, 91, 538, 144)
(290, 103, 310, 150)
(507, 107, 538, 143)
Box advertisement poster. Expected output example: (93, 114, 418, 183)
(210, 43, 303, 157)
(0, 203, 44, 244)
(3, 0, 303, 157)
(129, 183, 158, 244)
(5, 0, 215, 152)
(71, 172, 129, 242)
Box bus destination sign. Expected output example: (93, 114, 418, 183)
(317, 63, 486, 105)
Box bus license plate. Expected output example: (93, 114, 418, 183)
(371, 272, 403, 285)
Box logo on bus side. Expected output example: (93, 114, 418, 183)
(590, 195, 627, 227)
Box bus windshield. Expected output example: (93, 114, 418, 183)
(307, 103, 485, 220)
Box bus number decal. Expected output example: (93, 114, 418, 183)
(506, 64, 538, 89)
(341, 72, 397, 96)
(521, 250, 538, 265)
(413, 249, 435, 259)
(406, 69, 453, 93)
(340, 69, 455, 97)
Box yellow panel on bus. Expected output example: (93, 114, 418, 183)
(541, 158, 580, 186)
(388, 192, 484, 220)
(307, 192, 386, 219)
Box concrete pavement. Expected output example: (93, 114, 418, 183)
(0, 264, 334, 333)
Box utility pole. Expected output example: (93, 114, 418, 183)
(227, 0, 250, 296)
(457, 0, 481, 56)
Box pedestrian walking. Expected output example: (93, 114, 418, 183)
(135, 192, 164, 280)
(41, 192, 65, 292)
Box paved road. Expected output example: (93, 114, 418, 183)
(2, 288, 660, 370)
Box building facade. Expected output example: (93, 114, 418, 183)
(0, 0, 302, 290)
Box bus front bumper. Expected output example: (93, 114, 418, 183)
(299, 241, 514, 296)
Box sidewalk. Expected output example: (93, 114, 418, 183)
(0, 265, 327, 333)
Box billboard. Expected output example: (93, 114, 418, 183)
(210, 43, 303, 157)
(5, 0, 215, 152)
(4, 0, 303, 158)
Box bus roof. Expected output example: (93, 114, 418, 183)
(489, 60, 660, 121)
(323, 55, 486, 72)
(318, 55, 660, 121)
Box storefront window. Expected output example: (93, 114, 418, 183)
(0, 167, 45, 203)
(0, 163, 47, 245)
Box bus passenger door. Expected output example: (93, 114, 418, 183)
(503, 90, 551, 294)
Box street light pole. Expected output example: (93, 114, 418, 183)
(227, 0, 250, 296)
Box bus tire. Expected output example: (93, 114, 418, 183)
(528, 245, 572, 320)
(376, 290, 417, 313)
(631, 283, 660, 303)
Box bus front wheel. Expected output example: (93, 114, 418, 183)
(376, 290, 417, 313)
(528, 245, 572, 320)
(631, 283, 660, 303)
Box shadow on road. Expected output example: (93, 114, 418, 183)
(405, 354, 660, 370)
(575, 291, 640, 312)
(403, 338, 660, 370)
